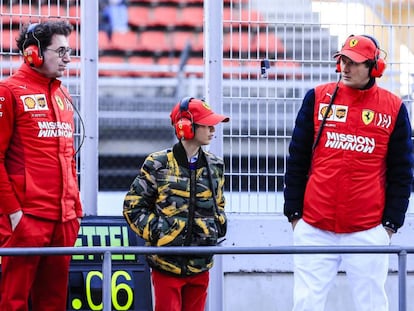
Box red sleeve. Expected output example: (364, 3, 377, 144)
(0, 85, 23, 215)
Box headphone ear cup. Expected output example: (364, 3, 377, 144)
(336, 60, 341, 73)
(24, 45, 43, 68)
(174, 118, 194, 140)
(370, 57, 386, 78)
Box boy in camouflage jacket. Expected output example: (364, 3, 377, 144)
(123, 97, 229, 311)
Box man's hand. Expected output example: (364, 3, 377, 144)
(384, 227, 394, 239)
(291, 219, 299, 230)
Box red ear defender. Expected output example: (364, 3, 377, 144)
(23, 23, 43, 68)
(24, 45, 43, 68)
(370, 56, 386, 78)
(336, 59, 341, 73)
(175, 118, 194, 140)
(174, 97, 195, 140)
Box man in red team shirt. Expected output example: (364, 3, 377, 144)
(0, 21, 83, 310)
(284, 35, 413, 311)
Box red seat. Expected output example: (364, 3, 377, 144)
(68, 5, 80, 25)
(185, 57, 203, 78)
(239, 9, 261, 25)
(128, 56, 156, 77)
(172, 31, 196, 51)
(99, 55, 129, 77)
(40, 5, 66, 18)
(157, 56, 179, 77)
(139, 31, 169, 53)
(223, 32, 254, 53)
(178, 7, 203, 28)
(255, 32, 284, 54)
(128, 6, 150, 28)
(0, 54, 21, 77)
(191, 32, 204, 52)
(223, 59, 255, 79)
(2, 4, 36, 26)
(274, 59, 301, 79)
(147, 6, 178, 28)
(68, 30, 81, 51)
(1, 29, 20, 52)
(98, 31, 112, 51)
(110, 31, 139, 52)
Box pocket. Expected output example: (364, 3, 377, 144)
(155, 217, 186, 246)
(0, 214, 12, 247)
(215, 215, 227, 238)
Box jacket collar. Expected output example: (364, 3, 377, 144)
(17, 62, 61, 88)
(172, 141, 207, 168)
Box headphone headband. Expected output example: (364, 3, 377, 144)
(179, 96, 193, 112)
(26, 23, 40, 35)
(361, 34, 379, 50)
(23, 23, 44, 67)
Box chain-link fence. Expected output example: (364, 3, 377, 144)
(1, 0, 413, 214)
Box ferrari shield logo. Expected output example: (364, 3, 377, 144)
(362, 109, 374, 125)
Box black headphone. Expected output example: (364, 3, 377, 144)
(23, 23, 44, 68)
(174, 97, 195, 140)
(336, 34, 386, 78)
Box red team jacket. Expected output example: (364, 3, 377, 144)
(303, 82, 403, 232)
(0, 63, 83, 222)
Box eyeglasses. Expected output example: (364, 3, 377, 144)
(46, 47, 72, 58)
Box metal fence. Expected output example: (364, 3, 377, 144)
(1, 0, 413, 214)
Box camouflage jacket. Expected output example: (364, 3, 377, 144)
(123, 142, 227, 276)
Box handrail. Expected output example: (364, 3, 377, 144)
(0, 245, 412, 311)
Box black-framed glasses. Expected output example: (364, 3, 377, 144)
(46, 47, 72, 58)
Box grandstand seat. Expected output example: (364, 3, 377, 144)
(183, 0, 204, 4)
(255, 32, 284, 54)
(239, 9, 262, 25)
(191, 31, 204, 52)
(127, 6, 150, 28)
(110, 31, 140, 52)
(68, 5, 80, 25)
(40, 5, 66, 19)
(172, 31, 198, 52)
(69, 30, 80, 51)
(0, 54, 21, 76)
(223, 59, 256, 79)
(223, 32, 254, 54)
(177, 6, 203, 28)
(273, 59, 301, 78)
(2, 4, 34, 26)
(128, 56, 156, 77)
(185, 57, 204, 78)
(223, 7, 263, 29)
(98, 31, 113, 51)
(99, 55, 129, 77)
(1, 29, 20, 52)
(157, 56, 180, 77)
(157, 56, 203, 78)
(147, 6, 178, 29)
(139, 31, 170, 53)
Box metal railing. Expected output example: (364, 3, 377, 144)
(0, 245, 413, 311)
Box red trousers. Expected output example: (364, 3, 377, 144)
(151, 269, 209, 311)
(0, 215, 80, 311)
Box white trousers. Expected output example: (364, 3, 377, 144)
(292, 219, 390, 311)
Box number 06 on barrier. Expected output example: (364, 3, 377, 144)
(72, 270, 134, 310)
